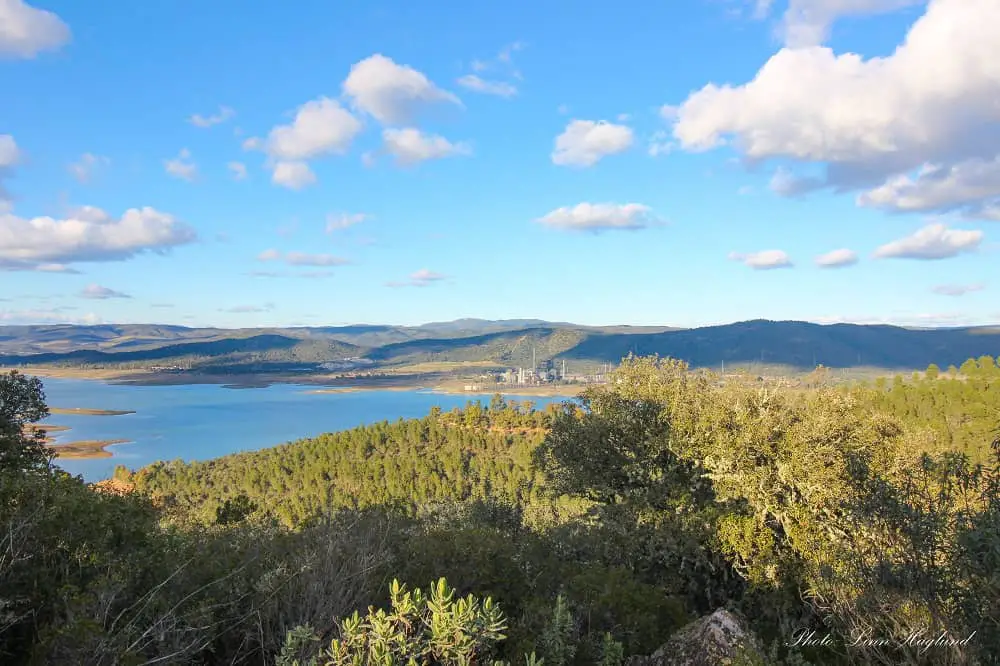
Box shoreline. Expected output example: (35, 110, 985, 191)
(2, 365, 588, 397)
(47, 439, 131, 459)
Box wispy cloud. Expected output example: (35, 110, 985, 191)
(728, 250, 794, 270)
(385, 268, 448, 288)
(931, 283, 986, 296)
(257, 249, 351, 267)
(220, 302, 275, 313)
(79, 284, 131, 299)
(189, 106, 235, 128)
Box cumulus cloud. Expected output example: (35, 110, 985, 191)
(0, 205, 196, 270)
(326, 212, 369, 233)
(552, 120, 634, 167)
(537, 203, 658, 232)
(263, 98, 361, 161)
(0, 0, 70, 58)
(671, 0, 1000, 216)
(457, 75, 517, 97)
(873, 223, 983, 260)
(164, 148, 197, 181)
(68, 153, 109, 184)
(386, 268, 448, 288)
(857, 158, 1000, 216)
(776, 0, 926, 48)
(728, 250, 794, 269)
(815, 248, 858, 267)
(343, 54, 461, 125)
(382, 128, 471, 166)
(271, 161, 316, 189)
(79, 284, 131, 299)
(248, 97, 362, 187)
(227, 161, 248, 181)
(257, 249, 350, 267)
(189, 106, 235, 128)
(931, 282, 985, 296)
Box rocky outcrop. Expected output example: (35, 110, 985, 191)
(627, 608, 764, 666)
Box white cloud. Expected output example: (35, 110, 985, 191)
(0, 134, 22, 168)
(728, 250, 794, 269)
(386, 268, 448, 288)
(285, 251, 350, 267)
(537, 203, 658, 232)
(815, 248, 858, 267)
(68, 153, 109, 183)
(250, 97, 362, 188)
(189, 106, 235, 128)
(164, 148, 197, 181)
(0, 0, 70, 58)
(648, 130, 673, 158)
(857, 158, 1000, 216)
(0, 309, 101, 325)
(552, 120, 634, 167)
(672, 0, 1000, 214)
(0, 205, 196, 270)
(79, 284, 131, 299)
(343, 54, 461, 125)
(456, 75, 517, 97)
(263, 97, 361, 161)
(873, 223, 983, 259)
(931, 282, 985, 296)
(0, 134, 21, 199)
(221, 303, 274, 314)
(227, 161, 248, 181)
(257, 249, 350, 267)
(271, 161, 316, 190)
(326, 212, 369, 233)
(382, 128, 471, 166)
(777, 0, 926, 48)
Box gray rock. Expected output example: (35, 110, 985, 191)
(627, 608, 764, 666)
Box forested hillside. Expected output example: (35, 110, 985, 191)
(4, 319, 1000, 374)
(2, 357, 999, 665)
(120, 398, 562, 526)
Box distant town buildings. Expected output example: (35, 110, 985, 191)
(482, 355, 613, 387)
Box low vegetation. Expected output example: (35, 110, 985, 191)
(2, 356, 999, 664)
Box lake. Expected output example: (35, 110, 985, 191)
(38, 378, 568, 482)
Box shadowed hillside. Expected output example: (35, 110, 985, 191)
(2, 319, 1000, 374)
(560, 320, 1000, 370)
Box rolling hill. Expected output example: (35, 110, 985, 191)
(1, 319, 999, 374)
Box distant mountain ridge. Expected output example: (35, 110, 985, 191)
(1, 319, 999, 372)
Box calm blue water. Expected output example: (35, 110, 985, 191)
(38, 378, 567, 482)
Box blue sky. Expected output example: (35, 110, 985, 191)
(1, 0, 998, 328)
